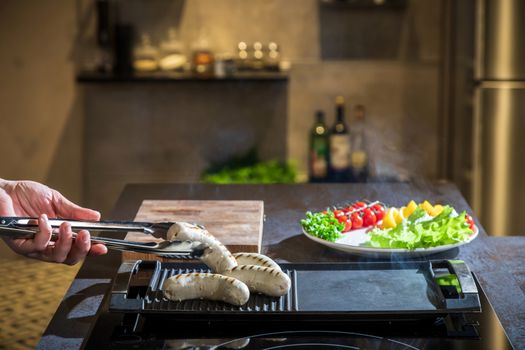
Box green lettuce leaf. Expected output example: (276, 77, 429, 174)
(368, 206, 473, 249)
(301, 210, 343, 242)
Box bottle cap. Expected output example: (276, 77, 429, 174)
(268, 42, 279, 51)
(335, 95, 345, 105)
(315, 110, 325, 122)
(238, 41, 247, 50)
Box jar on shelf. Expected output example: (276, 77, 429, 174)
(251, 41, 264, 70)
(133, 33, 159, 72)
(192, 29, 214, 75)
(158, 28, 186, 71)
(236, 41, 249, 70)
(214, 53, 237, 78)
(265, 41, 281, 71)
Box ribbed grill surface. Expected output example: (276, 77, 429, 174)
(142, 267, 298, 313)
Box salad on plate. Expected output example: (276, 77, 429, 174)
(301, 200, 477, 252)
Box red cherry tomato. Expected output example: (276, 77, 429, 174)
(465, 214, 475, 231)
(336, 215, 348, 224)
(343, 220, 352, 232)
(342, 206, 355, 215)
(352, 201, 367, 210)
(351, 212, 364, 229)
(362, 208, 377, 227)
(371, 204, 385, 221)
(333, 209, 344, 217)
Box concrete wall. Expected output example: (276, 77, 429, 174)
(112, 0, 442, 183)
(0, 0, 443, 217)
(117, 0, 321, 61)
(0, 1, 82, 202)
(0, 0, 80, 257)
(83, 81, 288, 213)
(288, 61, 439, 182)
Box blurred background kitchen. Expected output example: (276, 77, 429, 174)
(3, 0, 525, 238)
(3, 0, 522, 235)
(0, 0, 523, 347)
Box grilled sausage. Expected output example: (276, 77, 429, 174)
(163, 273, 250, 306)
(233, 252, 282, 271)
(222, 265, 291, 297)
(167, 222, 237, 273)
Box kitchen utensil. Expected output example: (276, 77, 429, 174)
(0, 217, 207, 259)
(110, 259, 480, 317)
(0, 216, 184, 238)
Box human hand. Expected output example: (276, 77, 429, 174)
(0, 180, 107, 264)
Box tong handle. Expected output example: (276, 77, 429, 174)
(0, 226, 202, 257)
(0, 217, 165, 235)
(0, 225, 148, 247)
(0, 226, 45, 240)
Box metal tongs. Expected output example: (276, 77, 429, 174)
(0, 217, 208, 259)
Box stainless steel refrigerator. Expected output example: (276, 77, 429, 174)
(472, 0, 525, 235)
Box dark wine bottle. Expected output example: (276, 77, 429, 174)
(309, 111, 329, 182)
(329, 96, 352, 182)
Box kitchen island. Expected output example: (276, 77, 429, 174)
(37, 183, 525, 349)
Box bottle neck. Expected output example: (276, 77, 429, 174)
(314, 112, 326, 135)
(336, 105, 345, 123)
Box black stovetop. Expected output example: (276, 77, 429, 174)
(82, 261, 513, 350)
(83, 290, 513, 348)
(84, 289, 512, 349)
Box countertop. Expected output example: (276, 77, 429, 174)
(36, 183, 525, 349)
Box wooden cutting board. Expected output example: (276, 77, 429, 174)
(122, 200, 264, 262)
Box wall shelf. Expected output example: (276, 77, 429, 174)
(76, 70, 289, 83)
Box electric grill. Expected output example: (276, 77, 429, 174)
(83, 259, 514, 350)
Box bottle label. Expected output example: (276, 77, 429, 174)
(330, 135, 351, 170)
(311, 138, 328, 178)
(352, 151, 368, 170)
(312, 156, 328, 178)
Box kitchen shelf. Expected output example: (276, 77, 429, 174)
(76, 70, 289, 83)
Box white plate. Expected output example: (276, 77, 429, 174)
(302, 225, 479, 258)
